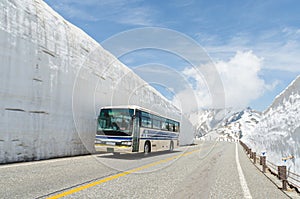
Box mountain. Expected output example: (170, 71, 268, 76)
(219, 107, 261, 141)
(191, 107, 261, 141)
(189, 108, 236, 137)
(242, 76, 300, 176)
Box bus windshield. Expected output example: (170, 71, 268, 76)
(97, 108, 134, 136)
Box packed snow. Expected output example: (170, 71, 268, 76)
(242, 76, 300, 183)
(0, 0, 188, 163)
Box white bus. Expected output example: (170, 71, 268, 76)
(95, 105, 180, 154)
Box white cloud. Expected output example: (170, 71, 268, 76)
(176, 51, 275, 109)
(205, 27, 300, 73)
(216, 51, 266, 108)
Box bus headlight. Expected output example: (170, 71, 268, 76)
(95, 140, 102, 144)
(121, 141, 132, 146)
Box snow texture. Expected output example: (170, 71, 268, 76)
(0, 0, 187, 163)
(190, 108, 247, 137)
(221, 108, 261, 141)
(242, 76, 300, 183)
(193, 107, 261, 142)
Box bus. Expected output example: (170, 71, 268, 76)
(95, 105, 180, 154)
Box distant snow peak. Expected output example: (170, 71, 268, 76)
(191, 107, 261, 141)
(219, 107, 261, 140)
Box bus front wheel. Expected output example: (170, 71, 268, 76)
(144, 141, 151, 154)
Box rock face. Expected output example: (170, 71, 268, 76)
(243, 76, 300, 176)
(0, 0, 180, 163)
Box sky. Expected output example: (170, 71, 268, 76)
(44, 0, 300, 111)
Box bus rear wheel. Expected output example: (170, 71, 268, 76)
(144, 141, 151, 154)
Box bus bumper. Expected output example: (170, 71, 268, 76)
(95, 144, 133, 153)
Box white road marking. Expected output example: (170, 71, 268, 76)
(236, 142, 252, 199)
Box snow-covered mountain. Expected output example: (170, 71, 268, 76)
(219, 107, 261, 141)
(189, 108, 235, 137)
(242, 76, 300, 177)
(191, 107, 261, 140)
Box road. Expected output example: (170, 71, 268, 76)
(0, 141, 289, 199)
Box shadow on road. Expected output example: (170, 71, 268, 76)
(96, 150, 181, 160)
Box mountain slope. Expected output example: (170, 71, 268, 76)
(191, 107, 261, 143)
(220, 107, 261, 140)
(189, 108, 236, 137)
(242, 76, 300, 176)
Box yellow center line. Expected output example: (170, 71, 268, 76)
(47, 149, 199, 199)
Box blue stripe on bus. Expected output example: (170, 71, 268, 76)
(140, 137, 177, 140)
(141, 130, 179, 139)
(96, 130, 179, 141)
(143, 134, 179, 138)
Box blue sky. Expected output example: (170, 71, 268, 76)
(44, 0, 300, 111)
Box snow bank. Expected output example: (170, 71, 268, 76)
(0, 0, 183, 163)
(243, 76, 300, 176)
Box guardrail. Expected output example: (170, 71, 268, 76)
(239, 140, 300, 193)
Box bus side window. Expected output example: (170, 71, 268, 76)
(161, 120, 169, 131)
(175, 122, 180, 132)
(141, 116, 152, 128)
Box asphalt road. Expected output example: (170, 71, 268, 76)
(0, 141, 290, 199)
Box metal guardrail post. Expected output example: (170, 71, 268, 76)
(261, 156, 266, 173)
(240, 142, 300, 190)
(278, 166, 287, 191)
(278, 166, 282, 179)
(260, 156, 263, 165)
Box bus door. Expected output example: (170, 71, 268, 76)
(132, 114, 140, 152)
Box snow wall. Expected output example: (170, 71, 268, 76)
(243, 76, 300, 176)
(0, 0, 191, 163)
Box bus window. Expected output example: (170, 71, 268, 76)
(174, 122, 180, 132)
(141, 111, 151, 118)
(152, 119, 161, 129)
(169, 121, 176, 132)
(141, 116, 152, 128)
(161, 120, 169, 131)
(97, 108, 134, 135)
